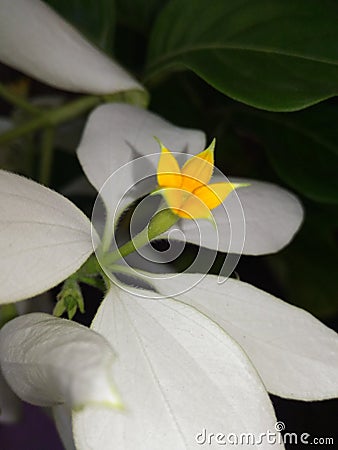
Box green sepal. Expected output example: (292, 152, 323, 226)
(53, 278, 85, 320)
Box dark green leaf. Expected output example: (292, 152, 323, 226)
(116, 0, 166, 33)
(234, 105, 338, 203)
(46, 0, 115, 53)
(146, 0, 338, 111)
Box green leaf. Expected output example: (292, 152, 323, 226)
(116, 0, 166, 33)
(234, 104, 338, 203)
(46, 0, 115, 53)
(146, 0, 338, 111)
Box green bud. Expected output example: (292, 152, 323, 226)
(53, 278, 85, 320)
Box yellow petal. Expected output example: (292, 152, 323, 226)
(194, 182, 249, 210)
(181, 139, 215, 192)
(159, 188, 187, 217)
(160, 188, 212, 220)
(156, 141, 182, 189)
(180, 193, 214, 220)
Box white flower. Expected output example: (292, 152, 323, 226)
(0, 168, 97, 303)
(78, 104, 303, 256)
(0, 313, 121, 410)
(0, 104, 337, 450)
(0, 0, 144, 96)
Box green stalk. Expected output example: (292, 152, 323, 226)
(0, 95, 101, 145)
(77, 255, 101, 277)
(0, 87, 149, 146)
(0, 82, 41, 115)
(103, 208, 179, 265)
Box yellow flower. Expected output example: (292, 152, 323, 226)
(155, 139, 248, 220)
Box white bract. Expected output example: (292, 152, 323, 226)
(0, 0, 144, 96)
(0, 313, 121, 410)
(0, 170, 97, 304)
(0, 104, 337, 450)
(78, 104, 303, 256)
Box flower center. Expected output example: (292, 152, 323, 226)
(155, 138, 247, 220)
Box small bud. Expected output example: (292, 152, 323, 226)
(53, 279, 85, 320)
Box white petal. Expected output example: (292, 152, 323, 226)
(178, 178, 303, 255)
(150, 273, 338, 401)
(77, 103, 206, 216)
(73, 286, 282, 450)
(0, 367, 22, 424)
(0, 170, 96, 303)
(0, 313, 121, 409)
(53, 404, 76, 450)
(0, 0, 143, 94)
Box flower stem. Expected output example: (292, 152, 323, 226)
(0, 82, 41, 115)
(103, 208, 179, 265)
(0, 95, 101, 145)
(77, 255, 102, 277)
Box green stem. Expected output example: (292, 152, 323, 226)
(48, 95, 101, 123)
(0, 82, 41, 115)
(0, 95, 101, 145)
(77, 254, 101, 277)
(0, 114, 46, 144)
(39, 126, 55, 185)
(77, 275, 106, 291)
(103, 208, 179, 265)
(57, 256, 106, 292)
(0, 87, 149, 146)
